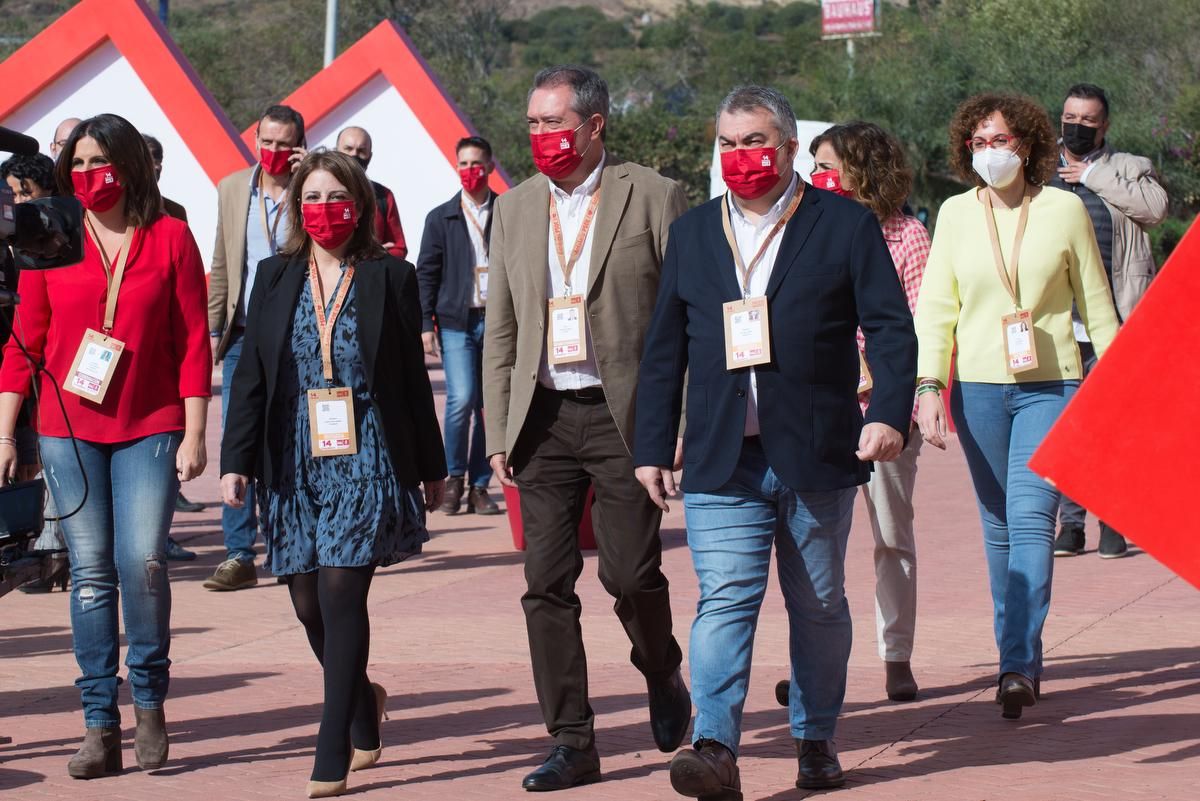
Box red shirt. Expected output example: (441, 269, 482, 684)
(374, 187, 408, 260)
(0, 214, 212, 442)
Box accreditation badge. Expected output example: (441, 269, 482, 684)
(1002, 309, 1039, 375)
(475, 266, 489, 304)
(65, 328, 126, 403)
(723, 296, 772, 370)
(858, 351, 874, 393)
(547, 295, 587, 365)
(307, 387, 358, 457)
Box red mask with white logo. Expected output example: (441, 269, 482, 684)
(302, 201, 358, 250)
(460, 165, 487, 193)
(720, 144, 786, 200)
(530, 120, 591, 180)
(71, 165, 124, 212)
(811, 169, 853, 198)
(260, 147, 294, 177)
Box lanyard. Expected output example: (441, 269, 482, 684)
(308, 257, 356, 383)
(983, 189, 1031, 310)
(259, 172, 286, 255)
(548, 187, 602, 296)
(720, 186, 803, 297)
(84, 215, 134, 333)
(461, 195, 490, 259)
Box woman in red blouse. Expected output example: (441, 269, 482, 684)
(0, 114, 211, 779)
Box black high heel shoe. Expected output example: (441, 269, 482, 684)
(19, 553, 70, 594)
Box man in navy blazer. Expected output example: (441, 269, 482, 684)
(634, 86, 917, 799)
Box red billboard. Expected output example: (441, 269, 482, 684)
(822, 0, 878, 38)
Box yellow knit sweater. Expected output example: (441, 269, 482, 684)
(915, 186, 1120, 385)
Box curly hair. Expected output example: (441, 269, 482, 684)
(948, 93, 1057, 187)
(809, 121, 912, 222)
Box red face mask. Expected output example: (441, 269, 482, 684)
(720, 144, 787, 200)
(460, 165, 487, 194)
(811, 169, 853, 198)
(530, 121, 590, 180)
(71, 165, 124, 212)
(302, 201, 358, 250)
(259, 146, 294, 176)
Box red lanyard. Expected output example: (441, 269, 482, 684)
(720, 186, 803, 297)
(461, 197, 490, 259)
(548, 188, 602, 295)
(308, 257, 355, 382)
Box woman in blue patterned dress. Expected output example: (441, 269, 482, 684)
(220, 151, 446, 798)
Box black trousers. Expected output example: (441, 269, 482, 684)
(511, 386, 683, 751)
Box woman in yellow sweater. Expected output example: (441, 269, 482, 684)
(914, 93, 1119, 720)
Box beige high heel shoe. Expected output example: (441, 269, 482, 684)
(349, 682, 388, 772)
(305, 777, 347, 799)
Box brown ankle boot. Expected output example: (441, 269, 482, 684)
(134, 707, 169, 770)
(67, 726, 122, 779)
(440, 476, 465, 514)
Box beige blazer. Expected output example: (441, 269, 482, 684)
(208, 165, 255, 362)
(482, 154, 687, 459)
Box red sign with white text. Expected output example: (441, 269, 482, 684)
(822, 0, 877, 37)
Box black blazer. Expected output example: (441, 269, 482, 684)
(633, 186, 917, 494)
(220, 253, 447, 488)
(415, 190, 494, 334)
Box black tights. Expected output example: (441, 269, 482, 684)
(287, 565, 379, 782)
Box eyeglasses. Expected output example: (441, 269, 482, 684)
(965, 135, 1021, 153)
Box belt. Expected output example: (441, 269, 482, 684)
(540, 385, 606, 404)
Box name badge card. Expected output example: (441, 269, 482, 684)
(548, 295, 587, 365)
(1002, 309, 1039, 374)
(723, 296, 772, 370)
(858, 351, 874, 393)
(66, 329, 125, 404)
(307, 387, 358, 457)
(475, 266, 489, 304)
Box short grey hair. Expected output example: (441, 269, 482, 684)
(531, 65, 610, 139)
(716, 85, 798, 143)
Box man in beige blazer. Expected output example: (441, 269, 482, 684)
(204, 104, 306, 592)
(482, 65, 690, 792)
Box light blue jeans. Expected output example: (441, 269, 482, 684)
(951, 380, 1078, 680)
(41, 433, 180, 728)
(684, 438, 856, 753)
(439, 310, 491, 486)
(221, 331, 258, 562)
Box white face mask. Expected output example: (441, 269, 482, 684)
(972, 147, 1023, 188)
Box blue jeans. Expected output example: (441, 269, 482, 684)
(439, 310, 491, 486)
(684, 438, 856, 753)
(41, 433, 180, 728)
(1059, 343, 1098, 529)
(222, 331, 258, 561)
(952, 380, 1078, 680)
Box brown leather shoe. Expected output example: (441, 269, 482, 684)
(67, 726, 122, 779)
(885, 660, 918, 701)
(467, 486, 502, 515)
(795, 739, 844, 789)
(202, 558, 258, 591)
(669, 739, 741, 800)
(998, 672, 1036, 719)
(134, 706, 168, 770)
(440, 476, 465, 515)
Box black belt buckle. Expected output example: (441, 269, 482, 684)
(558, 387, 605, 404)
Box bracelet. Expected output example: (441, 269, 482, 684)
(916, 385, 941, 397)
(0, 436, 16, 446)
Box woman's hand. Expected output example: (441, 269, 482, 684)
(176, 432, 207, 482)
(0, 443, 18, 486)
(917, 391, 949, 450)
(423, 478, 446, 512)
(221, 473, 250, 507)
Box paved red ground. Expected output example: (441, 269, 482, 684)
(3, 363, 1198, 800)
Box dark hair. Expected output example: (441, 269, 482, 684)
(1065, 83, 1110, 120)
(55, 114, 162, 227)
(809, 122, 913, 222)
(257, 104, 306, 147)
(1, 153, 57, 196)
(456, 136, 493, 160)
(531, 65, 609, 141)
(281, 150, 385, 265)
(717, 85, 798, 143)
(948, 93, 1057, 188)
(142, 134, 163, 164)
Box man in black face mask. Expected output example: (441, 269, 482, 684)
(336, 125, 408, 259)
(1051, 83, 1168, 561)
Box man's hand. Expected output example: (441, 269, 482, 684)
(636, 465, 677, 513)
(1057, 161, 1088, 186)
(856, 422, 904, 462)
(221, 473, 250, 507)
(422, 331, 440, 358)
(288, 146, 308, 172)
(672, 437, 684, 471)
(490, 453, 516, 488)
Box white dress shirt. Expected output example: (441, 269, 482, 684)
(539, 152, 606, 391)
(725, 172, 800, 436)
(462, 191, 492, 308)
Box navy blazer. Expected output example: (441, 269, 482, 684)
(415, 190, 494, 334)
(633, 186, 917, 494)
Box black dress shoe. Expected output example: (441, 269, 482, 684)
(795, 739, 844, 790)
(521, 744, 601, 792)
(774, 679, 790, 708)
(669, 739, 741, 800)
(885, 660, 918, 702)
(998, 673, 1036, 720)
(175, 492, 205, 513)
(649, 668, 692, 752)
